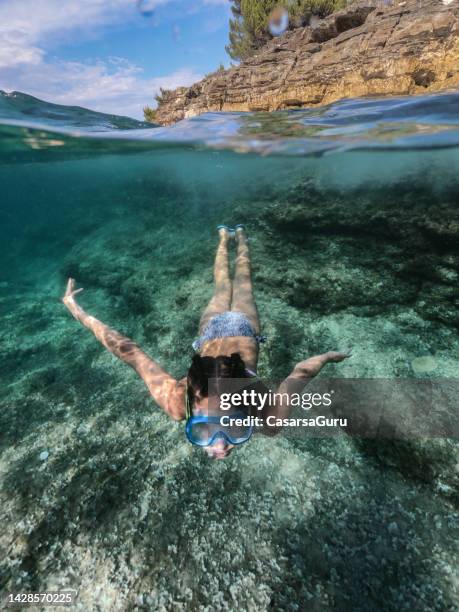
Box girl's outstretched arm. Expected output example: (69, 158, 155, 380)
(261, 351, 351, 434)
(62, 278, 185, 420)
(288, 351, 351, 383)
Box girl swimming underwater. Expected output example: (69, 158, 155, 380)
(63, 226, 350, 460)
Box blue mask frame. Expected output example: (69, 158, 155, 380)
(185, 414, 254, 447)
(185, 382, 254, 447)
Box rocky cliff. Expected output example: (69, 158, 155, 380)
(155, 0, 459, 125)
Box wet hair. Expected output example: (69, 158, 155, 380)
(187, 353, 248, 408)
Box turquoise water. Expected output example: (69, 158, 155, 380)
(0, 91, 458, 610)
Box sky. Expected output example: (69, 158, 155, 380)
(0, 0, 232, 119)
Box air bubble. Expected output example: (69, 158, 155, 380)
(137, 0, 156, 17)
(268, 6, 289, 37)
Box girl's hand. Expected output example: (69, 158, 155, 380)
(326, 349, 352, 363)
(293, 349, 351, 379)
(62, 278, 84, 310)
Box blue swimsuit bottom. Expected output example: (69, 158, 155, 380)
(192, 311, 266, 351)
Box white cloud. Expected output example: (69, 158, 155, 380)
(0, 0, 135, 59)
(0, 31, 44, 69)
(0, 0, 209, 118)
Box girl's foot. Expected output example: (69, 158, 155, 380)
(217, 224, 235, 239)
(235, 224, 247, 240)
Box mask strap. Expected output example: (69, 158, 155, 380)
(185, 381, 192, 420)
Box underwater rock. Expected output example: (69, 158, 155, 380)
(411, 355, 438, 374)
(232, 177, 459, 327)
(154, 0, 459, 125)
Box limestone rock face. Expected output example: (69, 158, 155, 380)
(155, 0, 459, 125)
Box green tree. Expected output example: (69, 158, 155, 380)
(143, 106, 157, 123)
(226, 0, 345, 61)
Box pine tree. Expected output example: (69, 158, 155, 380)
(226, 0, 346, 62)
(226, 0, 277, 61)
(226, 1, 253, 61)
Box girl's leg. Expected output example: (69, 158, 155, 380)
(231, 228, 260, 334)
(199, 229, 232, 333)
